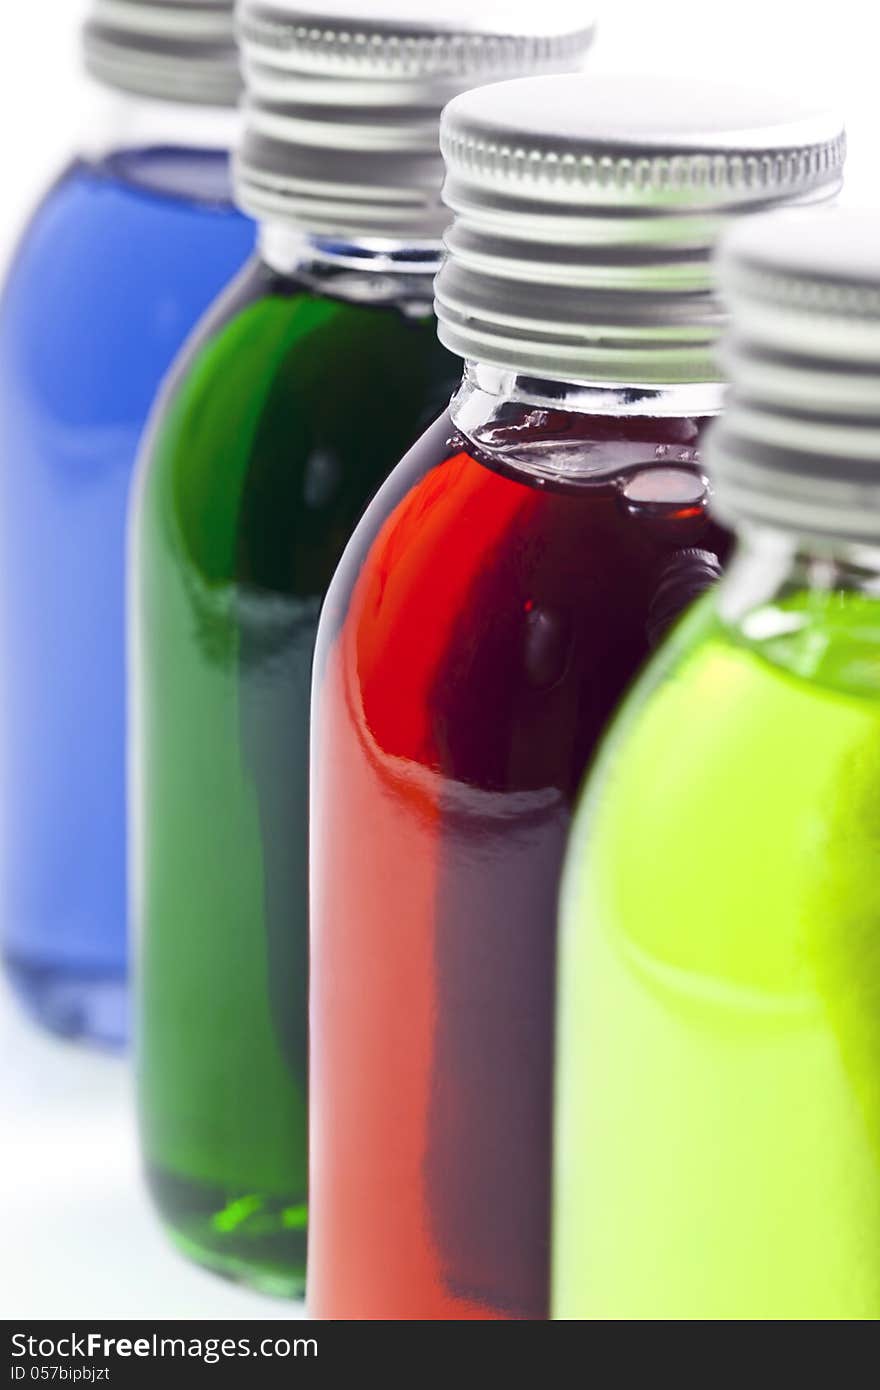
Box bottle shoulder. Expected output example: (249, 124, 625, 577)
(136, 288, 457, 592)
(592, 580, 880, 782)
(562, 583, 880, 1002)
(569, 583, 880, 878)
(17, 151, 249, 236)
(315, 406, 727, 690)
(321, 406, 722, 605)
(0, 156, 253, 332)
(156, 261, 455, 420)
(0, 162, 253, 425)
(335, 406, 717, 521)
(726, 589, 880, 706)
(144, 272, 455, 490)
(90, 147, 241, 210)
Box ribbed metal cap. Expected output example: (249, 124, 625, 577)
(83, 1, 241, 106)
(709, 208, 880, 543)
(435, 74, 846, 387)
(235, 1, 597, 239)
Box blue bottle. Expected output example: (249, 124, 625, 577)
(0, 1, 254, 1046)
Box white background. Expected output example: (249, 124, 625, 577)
(0, 0, 878, 275)
(1, 0, 879, 1320)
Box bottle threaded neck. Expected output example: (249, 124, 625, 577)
(709, 207, 880, 544)
(83, 0, 241, 106)
(234, 2, 596, 240)
(434, 74, 846, 388)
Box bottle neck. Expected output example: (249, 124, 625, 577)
(449, 361, 723, 486)
(79, 81, 240, 160)
(722, 528, 880, 619)
(457, 361, 726, 422)
(259, 223, 444, 311)
(719, 526, 880, 696)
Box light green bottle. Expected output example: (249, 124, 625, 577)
(553, 207, 880, 1321)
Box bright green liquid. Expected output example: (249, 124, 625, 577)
(133, 256, 457, 1295)
(554, 593, 880, 1320)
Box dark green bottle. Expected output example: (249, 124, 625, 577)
(131, 1, 595, 1297)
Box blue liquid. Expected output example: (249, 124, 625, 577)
(0, 149, 254, 1046)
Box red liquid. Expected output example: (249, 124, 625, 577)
(310, 406, 728, 1319)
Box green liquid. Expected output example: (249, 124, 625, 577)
(133, 256, 458, 1295)
(554, 593, 880, 1320)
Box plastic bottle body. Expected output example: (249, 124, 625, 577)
(132, 241, 458, 1295)
(554, 534, 880, 1319)
(0, 96, 253, 1046)
(309, 373, 728, 1319)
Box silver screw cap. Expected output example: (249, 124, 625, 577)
(710, 207, 880, 544)
(84, 0, 241, 106)
(235, 1, 597, 240)
(435, 74, 846, 386)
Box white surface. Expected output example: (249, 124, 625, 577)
(0, 984, 304, 1320)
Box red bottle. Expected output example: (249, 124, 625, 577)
(309, 75, 846, 1319)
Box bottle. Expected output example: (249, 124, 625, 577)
(0, 0, 254, 1047)
(553, 207, 880, 1321)
(132, 0, 596, 1300)
(309, 74, 846, 1320)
